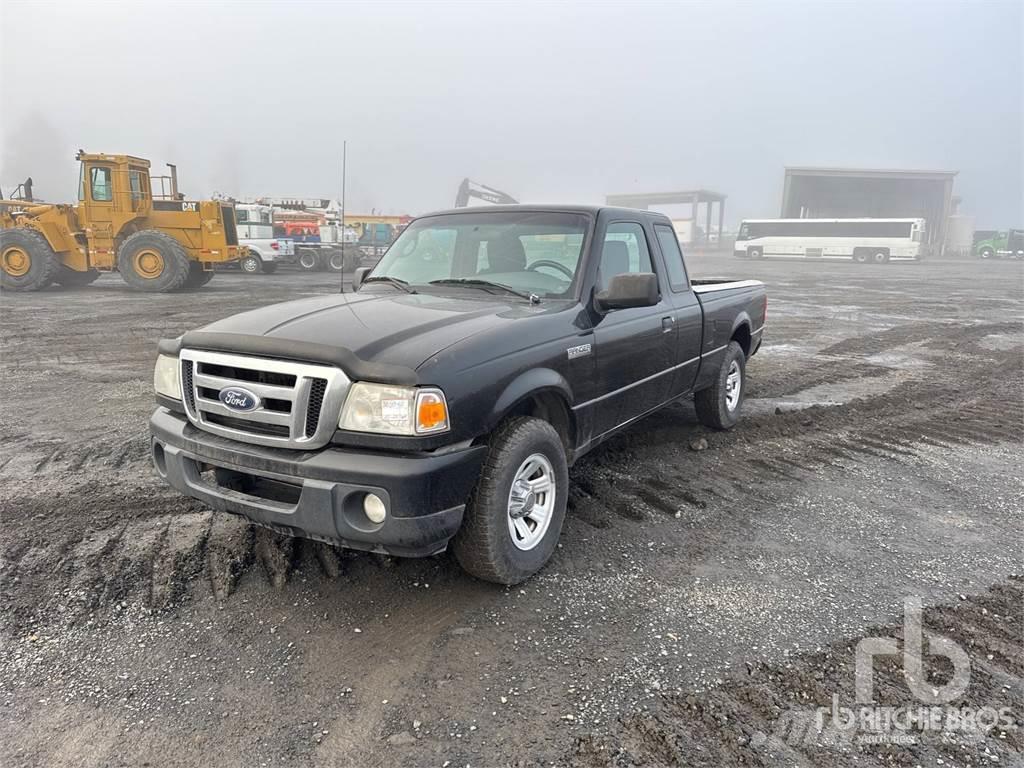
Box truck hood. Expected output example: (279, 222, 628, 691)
(197, 289, 551, 370)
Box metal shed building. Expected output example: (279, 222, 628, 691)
(781, 167, 957, 251)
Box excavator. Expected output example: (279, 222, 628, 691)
(454, 178, 518, 208)
(1, 151, 240, 292)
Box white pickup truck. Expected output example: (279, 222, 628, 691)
(236, 203, 295, 275)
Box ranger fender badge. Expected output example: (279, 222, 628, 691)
(567, 343, 592, 360)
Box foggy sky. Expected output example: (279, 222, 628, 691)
(1, 0, 1020, 227)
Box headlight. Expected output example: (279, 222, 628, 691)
(339, 383, 449, 436)
(154, 354, 182, 400)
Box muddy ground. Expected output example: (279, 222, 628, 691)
(1, 256, 1021, 767)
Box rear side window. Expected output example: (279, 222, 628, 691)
(600, 222, 654, 290)
(654, 224, 689, 291)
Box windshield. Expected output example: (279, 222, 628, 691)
(367, 211, 590, 299)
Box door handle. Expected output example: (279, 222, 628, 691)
(662, 316, 675, 332)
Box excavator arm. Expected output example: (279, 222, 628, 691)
(454, 178, 518, 207)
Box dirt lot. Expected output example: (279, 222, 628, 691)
(1, 257, 1021, 767)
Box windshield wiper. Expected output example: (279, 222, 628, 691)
(362, 275, 417, 294)
(428, 278, 540, 304)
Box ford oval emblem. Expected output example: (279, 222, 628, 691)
(219, 386, 260, 412)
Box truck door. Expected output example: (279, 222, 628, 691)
(652, 223, 703, 396)
(81, 162, 116, 250)
(587, 220, 677, 438)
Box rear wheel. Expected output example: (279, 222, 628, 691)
(871, 249, 889, 264)
(297, 249, 321, 272)
(117, 230, 191, 292)
(453, 417, 569, 585)
(0, 228, 61, 292)
(853, 250, 870, 264)
(240, 253, 263, 274)
(178, 262, 214, 291)
(694, 341, 746, 430)
(53, 265, 101, 287)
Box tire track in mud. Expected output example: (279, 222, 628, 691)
(3, 318, 1021, 635)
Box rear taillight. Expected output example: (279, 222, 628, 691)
(270, 241, 279, 250)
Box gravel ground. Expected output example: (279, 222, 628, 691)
(1, 256, 1021, 767)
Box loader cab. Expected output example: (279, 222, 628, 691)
(75, 152, 153, 245)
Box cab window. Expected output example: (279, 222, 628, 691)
(90, 166, 112, 201)
(129, 170, 146, 209)
(599, 222, 653, 290)
(654, 224, 689, 291)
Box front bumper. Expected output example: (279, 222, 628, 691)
(149, 408, 486, 557)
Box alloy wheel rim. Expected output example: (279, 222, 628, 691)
(507, 453, 556, 551)
(725, 360, 742, 411)
(2, 246, 30, 276)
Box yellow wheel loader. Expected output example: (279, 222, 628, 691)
(0, 151, 240, 292)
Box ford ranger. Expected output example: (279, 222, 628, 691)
(150, 205, 767, 584)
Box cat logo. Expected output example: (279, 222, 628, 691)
(181, 202, 197, 212)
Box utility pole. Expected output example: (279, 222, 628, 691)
(339, 140, 347, 293)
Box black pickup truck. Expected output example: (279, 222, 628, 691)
(150, 206, 766, 584)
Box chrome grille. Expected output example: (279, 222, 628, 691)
(179, 349, 349, 449)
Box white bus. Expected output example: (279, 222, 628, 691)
(734, 218, 925, 263)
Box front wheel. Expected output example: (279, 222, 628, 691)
(453, 417, 569, 585)
(979, 247, 994, 260)
(748, 247, 763, 259)
(694, 341, 746, 430)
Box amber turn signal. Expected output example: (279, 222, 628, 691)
(416, 390, 449, 434)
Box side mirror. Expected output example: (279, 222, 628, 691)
(595, 273, 659, 312)
(353, 266, 371, 290)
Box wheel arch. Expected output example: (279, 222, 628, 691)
(488, 369, 576, 454)
(729, 314, 753, 357)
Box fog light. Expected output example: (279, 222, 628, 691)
(363, 493, 387, 524)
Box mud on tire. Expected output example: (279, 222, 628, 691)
(178, 262, 214, 290)
(1, 227, 61, 292)
(117, 230, 191, 292)
(694, 341, 746, 430)
(453, 417, 569, 585)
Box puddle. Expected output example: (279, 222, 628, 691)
(978, 333, 1024, 352)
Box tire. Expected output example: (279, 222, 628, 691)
(53, 265, 101, 287)
(0, 228, 61, 292)
(694, 341, 746, 430)
(261, 261, 278, 275)
(853, 250, 870, 264)
(297, 249, 321, 272)
(453, 417, 569, 585)
(178, 262, 214, 291)
(117, 230, 191, 292)
(748, 247, 763, 259)
(326, 249, 345, 272)
(871, 250, 889, 264)
(240, 253, 263, 274)
(979, 247, 994, 260)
